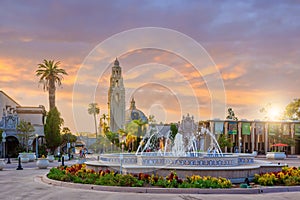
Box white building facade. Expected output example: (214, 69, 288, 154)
(0, 91, 45, 157)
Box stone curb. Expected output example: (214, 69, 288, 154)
(40, 174, 300, 194)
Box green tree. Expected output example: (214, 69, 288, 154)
(170, 123, 178, 141)
(105, 131, 120, 151)
(88, 103, 100, 138)
(17, 120, 35, 152)
(61, 127, 77, 144)
(217, 134, 232, 151)
(36, 59, 68, 110)
(125, 121, 139, 136)
(133, 119, 147, 137)
(226, 108, 238, 121)
(283, 98, 300, 120)
(61, 127, 77, 156)
(44, 107, 63, 154)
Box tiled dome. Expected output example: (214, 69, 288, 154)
(125, 98, 148, 124)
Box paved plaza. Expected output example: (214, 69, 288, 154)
(0, 156, 300, 200)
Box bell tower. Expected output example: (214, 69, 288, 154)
(108, 58, 125, 132)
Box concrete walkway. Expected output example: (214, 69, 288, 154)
(0, 156, 300, 200)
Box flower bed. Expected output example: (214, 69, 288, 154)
(47, 164, 232, 188)
(253, 166, 300, 186)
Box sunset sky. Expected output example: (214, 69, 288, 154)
(1, 0, 299, 133)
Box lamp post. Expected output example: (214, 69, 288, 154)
(35, 134, 38, 159)
(2, 131, 6, 159)
(121, 140, 124, 153)
(67, 133, 70, 160)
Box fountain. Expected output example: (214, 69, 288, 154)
(86, 114, 285, 183)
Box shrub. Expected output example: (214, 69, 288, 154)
(254, 167, 300, 186)
(47, 164, 233, 188)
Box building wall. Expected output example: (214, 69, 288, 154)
(0, 91, 19, 118)
(0, 91, 45, 157)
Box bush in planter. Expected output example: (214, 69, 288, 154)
(47, 164, 233, 188)
(253, 166, 300, 186)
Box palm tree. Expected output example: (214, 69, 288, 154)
(88, 103, 100, 138)
(36, 59, 68, 110)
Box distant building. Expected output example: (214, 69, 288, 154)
(0, 90, 45, 157)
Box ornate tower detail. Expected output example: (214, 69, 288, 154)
(108, 58, 125, 132)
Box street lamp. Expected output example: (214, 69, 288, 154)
(121, 140, 124, 153)
(35, 134, 38, 159)
(2, 131, 6, 159)
(67, 133, 70, 160)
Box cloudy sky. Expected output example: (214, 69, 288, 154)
(1, 0, 299, 133)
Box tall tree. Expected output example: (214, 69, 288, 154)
(17, 120, 35, 152)
(88, 103, 100, 138)
(36, 59, 68, 110)
(283, 98, 300, 120)
(44, 107, 63, 154)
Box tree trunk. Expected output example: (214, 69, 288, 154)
(94, 114, 98, 138)
(49, 78, 56, 110)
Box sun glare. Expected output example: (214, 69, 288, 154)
(268, 106, 281, 121)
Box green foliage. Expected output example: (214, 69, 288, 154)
(47, 164, 233, 188)
(105, 131, 119, 146)
(283, 98, 300, 120)
(44, 107, 63, 153)
(61, 127, 77, 145)
(17, 120, 35, 152)
(217, 134, 232, 149)
(133, 119, 147, 137)
(254, 167, 300, 186)
(170, 123, 178, 141)
(47, 167, 65, 180)
(38, 144, 47, 157)
(125, 121, 139, 136)
(0, 129, 2, 141)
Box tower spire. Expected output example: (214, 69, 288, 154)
(130, 97, 136, 110)
(114, 57, 119, 66)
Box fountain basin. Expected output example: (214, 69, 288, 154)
(98, 153, 255, 167)
(85, 152, 280, 183)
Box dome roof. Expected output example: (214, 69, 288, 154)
(125, 98, 148, 124)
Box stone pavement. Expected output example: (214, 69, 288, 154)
(0, 156, 300, 200)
